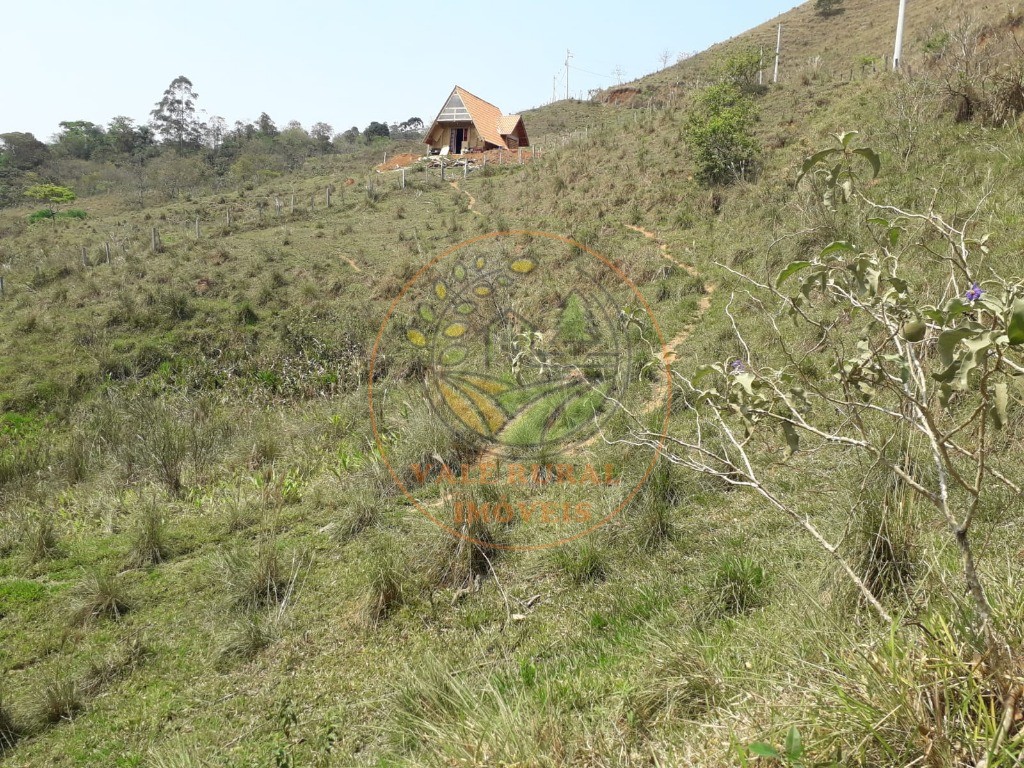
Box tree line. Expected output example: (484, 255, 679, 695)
(0, 75, 424, 209)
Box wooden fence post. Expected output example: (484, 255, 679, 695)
(326, 186, 331, 207)
(151, 227, 158, 253)
(195, 216, 200, 238)
(290, 194, 295, 214)
(0, 275, 5, 297)
(81, 246, 88, 267)
(105, 242, 111, 264)
(226, 208, 232, 226)
(463, 161, 468, 179)
(401, 168, 406, 189)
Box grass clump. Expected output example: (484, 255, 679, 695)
(358, 540, 413, 628)
(853, 469, 920, 606)
(217, 539, 290, 611)
(810, 604, 1024, 767)
(428, 519, 501, 589)
(69, 569, 130, 625)
(22, 511, 61, 564)
(626, 632, 724, 731)
(549, 539, 608, 584)
(0, 691, 21, 752)
(40, 636, 148, 724)
(125, 498, 172, 568)
(703, 555, 768, 619)
(41, 675, 82, 724)
(218, 612, 281, 665)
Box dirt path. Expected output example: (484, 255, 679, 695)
(339, 255, 362, 272)
(450, 181, 483, 216)
(624, 224, 700, 278)
(623, 223, 716, 414)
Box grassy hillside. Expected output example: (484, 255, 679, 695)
(2, 1, 1024, 766)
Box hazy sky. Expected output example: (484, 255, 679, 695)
(2, 0, 800, 141)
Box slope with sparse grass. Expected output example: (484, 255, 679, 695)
(1, 0, 1024, 765)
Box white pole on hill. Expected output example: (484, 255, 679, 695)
(893, 0, 908, 70)
(565, 49, 572, 100)
(773, 24, 782, 83)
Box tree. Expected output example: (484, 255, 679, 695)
(150, 75, 203, 152)
(106, 117, 157, 207)
(309, 122, 334, 154)
(398, 117, 424, 132)
(24, 184, 76, 222)
(204, 116, 227, 150)
(339, 126, 360, 145)
(364, 121, 390, 141)
(0, 132, 49, 170)
(256, 112, 278, 138)
(146, 154, 209, 200)
(815, 0, 845, 15)
(278, 125, 312, 170)
(54, 121, 106, 160)
(106, 116, 155, 157)
(684, 82, 759, 184)
(717, 47, 764, 93)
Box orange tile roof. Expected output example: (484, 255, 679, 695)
(453, 86, 505, 147)
(426, 86, 525, 150)
(496, 115, 522, 136)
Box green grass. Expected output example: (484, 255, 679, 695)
(0, 1, 1022, 764)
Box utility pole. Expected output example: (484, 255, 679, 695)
(552, 75, 557, 103)
(565, 49, 573, 100)
(774, 24, 782, 83)
(893, 0, 908, 69)
(613, 65, 624, 84)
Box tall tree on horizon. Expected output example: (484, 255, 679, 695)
(150, 75, 203, 153)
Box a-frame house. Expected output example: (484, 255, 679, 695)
(424, 86, 529, 155)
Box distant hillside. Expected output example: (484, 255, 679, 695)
(596, 0, 1020, 103)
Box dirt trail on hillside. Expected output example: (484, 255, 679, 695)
(339, 254, 362, 272)
(450, 181, 483, 216)
(624, 223, 716, 415)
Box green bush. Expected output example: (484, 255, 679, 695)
(684, 83, 759, 185)
(27, 209, 54, 223)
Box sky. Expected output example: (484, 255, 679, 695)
(1, 0, 801, 142)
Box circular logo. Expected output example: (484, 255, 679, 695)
(369, 230, 669, 550)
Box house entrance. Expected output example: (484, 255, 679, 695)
(450, 127, 467, 154)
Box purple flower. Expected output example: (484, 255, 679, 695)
(730, 359, 746, 373)
(965, 282, 984, 303)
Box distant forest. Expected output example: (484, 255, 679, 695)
(0, 75, 424, 209)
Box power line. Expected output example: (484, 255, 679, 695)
(568, 64, 615, 80)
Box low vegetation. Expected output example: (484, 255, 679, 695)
(0, 1, 1023, 765)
